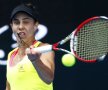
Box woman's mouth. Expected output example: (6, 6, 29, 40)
(17, 32, 26, 37)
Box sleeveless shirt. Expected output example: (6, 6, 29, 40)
(6, 41, 53, 90)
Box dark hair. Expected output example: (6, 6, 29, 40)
(10, 3, 39, 22)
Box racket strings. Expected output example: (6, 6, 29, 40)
(75, 19, 108, 60)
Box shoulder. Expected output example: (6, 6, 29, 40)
(34, 41, 55, 56)
(39, 43, 55, 70)
(41, 43, 55, 59)
(33, 41, 50, 48)
(38, 42, 55, 57)
(7, 48, 18, 60)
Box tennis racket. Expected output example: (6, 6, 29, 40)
(27, 16, 108, 63)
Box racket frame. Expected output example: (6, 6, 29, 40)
(71, 16, 108, 62)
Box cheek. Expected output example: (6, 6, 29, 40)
(27, 27, 35, 35)
(11, 26, 17, 33)
(31, 26, 37, 32)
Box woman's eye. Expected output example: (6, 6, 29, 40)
(13, 21, 19, 25)
(23, 21, 29, 24)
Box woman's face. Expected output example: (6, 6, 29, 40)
(11, 12, 38, 41)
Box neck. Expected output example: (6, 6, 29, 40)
(17, 38, 36, 48)
(17, 38, 37, 56)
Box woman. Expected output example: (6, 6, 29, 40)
(6, 3, 55, 90)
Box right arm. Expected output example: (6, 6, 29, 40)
(6, 49, 16, 90)
(6, 81, 10, 90)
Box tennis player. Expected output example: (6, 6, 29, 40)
(6, 2, 55, 90)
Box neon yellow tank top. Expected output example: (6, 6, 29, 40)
(7, 41, 53, 90)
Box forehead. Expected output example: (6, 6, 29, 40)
(13, 12, 33, 20)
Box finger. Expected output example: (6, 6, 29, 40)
(26, 48, 31, 54)
(29, 45, 34, 49)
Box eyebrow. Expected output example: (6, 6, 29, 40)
(13, 17, 32, 21)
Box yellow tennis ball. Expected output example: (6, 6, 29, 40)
(62, 54, 76, 67)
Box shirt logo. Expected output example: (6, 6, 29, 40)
(18, 65, 25, 72)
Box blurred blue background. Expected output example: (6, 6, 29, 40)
(0, 0, 108, 90)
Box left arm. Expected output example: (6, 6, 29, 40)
(26, 44, 55, 84)
(32, 51, 55, 84)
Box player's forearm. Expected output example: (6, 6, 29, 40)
(32, 60, 54, 84)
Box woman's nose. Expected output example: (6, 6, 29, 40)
(18, 23, 24, 30)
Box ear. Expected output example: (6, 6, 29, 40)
(35, 22, 39, 27)
(34, 22, 39, 32)
(10, 23, 12, 27)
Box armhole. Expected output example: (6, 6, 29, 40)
(7, 48, 18, 61)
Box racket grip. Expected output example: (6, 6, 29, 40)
(27, 45, 53, 53)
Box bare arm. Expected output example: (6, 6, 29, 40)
(32, 51, 55, 84)
(6, 81, 10, 90)
(26, 44, 55, 84)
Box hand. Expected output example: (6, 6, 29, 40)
(26, 46, 41, 62)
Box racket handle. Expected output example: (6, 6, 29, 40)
(27, 45, 53, 53)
